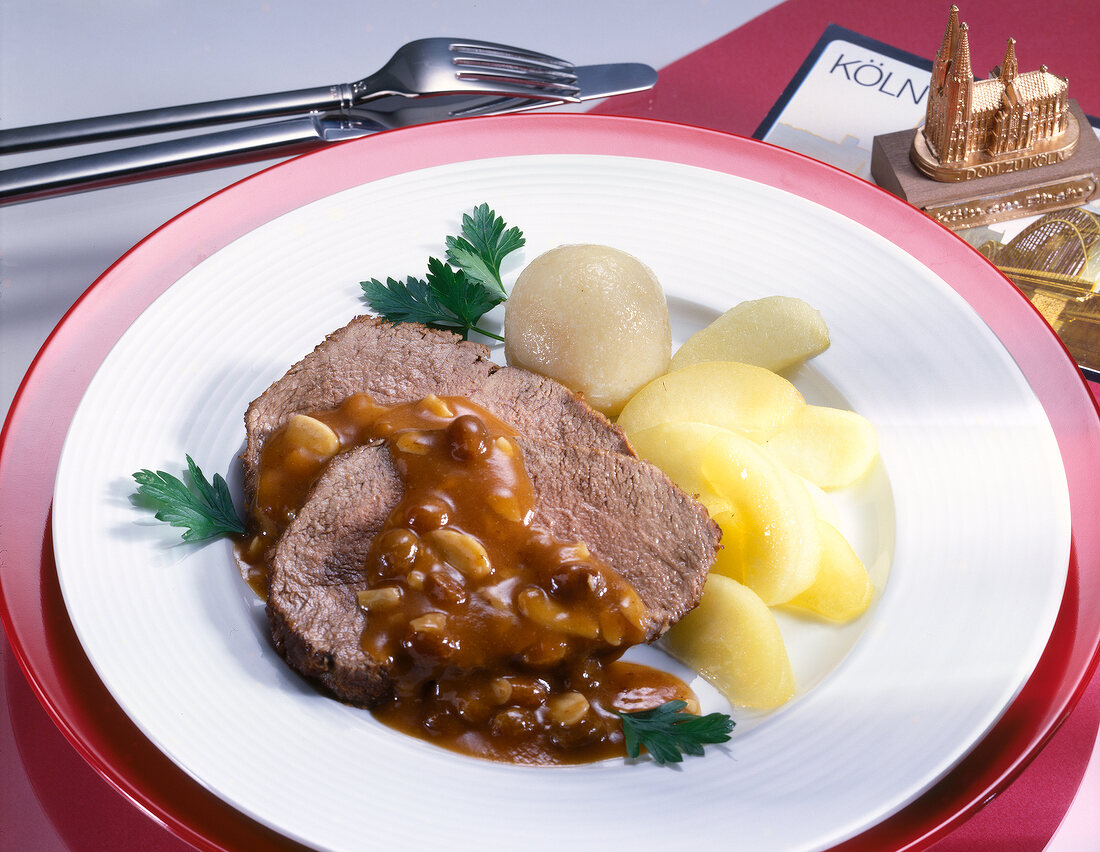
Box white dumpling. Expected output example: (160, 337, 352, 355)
(504, 244, 671, 417)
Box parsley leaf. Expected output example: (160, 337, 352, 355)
(132, 455, 246, 542)
(445, 202, 525, 297)
(361, 204, 522, 340)
(361, 273, 485, 334)
(362, 261, 505, 341)
(618, 700, 734, 765)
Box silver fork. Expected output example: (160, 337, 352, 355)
(0, 38, 578, 154)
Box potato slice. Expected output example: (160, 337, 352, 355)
(670, 296, 829, 373)
(662, 574, 795, 710)
(801, 476, 840, 527)
(701, 429, 821, 605)
(616, 361, 804, 442)
(785, 520, 874, 621)
(762, 405, 878, 490)
(628, 422, 733, 516)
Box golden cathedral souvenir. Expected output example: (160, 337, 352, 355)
(872, 5, 1099, 230)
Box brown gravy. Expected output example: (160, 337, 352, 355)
(245, 392, 696, 764)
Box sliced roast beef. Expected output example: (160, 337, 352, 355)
(244, 317, 496, 502)
(267, 438, 719, 707)
(243, 316, 630, 502)
(467, 367, 634, 459)
(521, 439, 716, 636)
(266, 445, 401, 706)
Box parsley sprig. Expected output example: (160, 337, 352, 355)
(132, 455, 246, 542)
(444, 204, 524, 298)
(361, 203, 523, 341)
(619, 700, 734, 765)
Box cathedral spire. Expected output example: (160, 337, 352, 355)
(1000, 37, 1018, 82)
(953, 22, 973, 84)
(939, 21, 974, 163)
(932, 5, 961, 88)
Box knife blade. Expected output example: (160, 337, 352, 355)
(0, 63, 657, 204)
(361, 61, 659, 126)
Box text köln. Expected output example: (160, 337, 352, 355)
(830, 54, 928, 105)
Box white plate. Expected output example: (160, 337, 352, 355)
(52, 149, 1070, 851)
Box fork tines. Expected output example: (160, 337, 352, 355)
(447, 41, 574, 71)
(448, 40, 579, 99)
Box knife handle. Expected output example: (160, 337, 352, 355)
(0, 85, 350, 154)
(0, 116, 334, 204)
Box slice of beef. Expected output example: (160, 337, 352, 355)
(521, 439, 716, 637)
(243, 317, 494, 502)
(267, 438, 718, 707)
(267, 445, 401, 706)
(467, 367, 634, 459)
(243, 316, 631, 503)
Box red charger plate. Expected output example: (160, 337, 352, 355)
(2, 114, 1099, 851)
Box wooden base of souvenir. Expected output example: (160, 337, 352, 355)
(871, 100, 1100, 230)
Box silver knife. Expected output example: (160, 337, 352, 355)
(0, 63, 657, 204)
